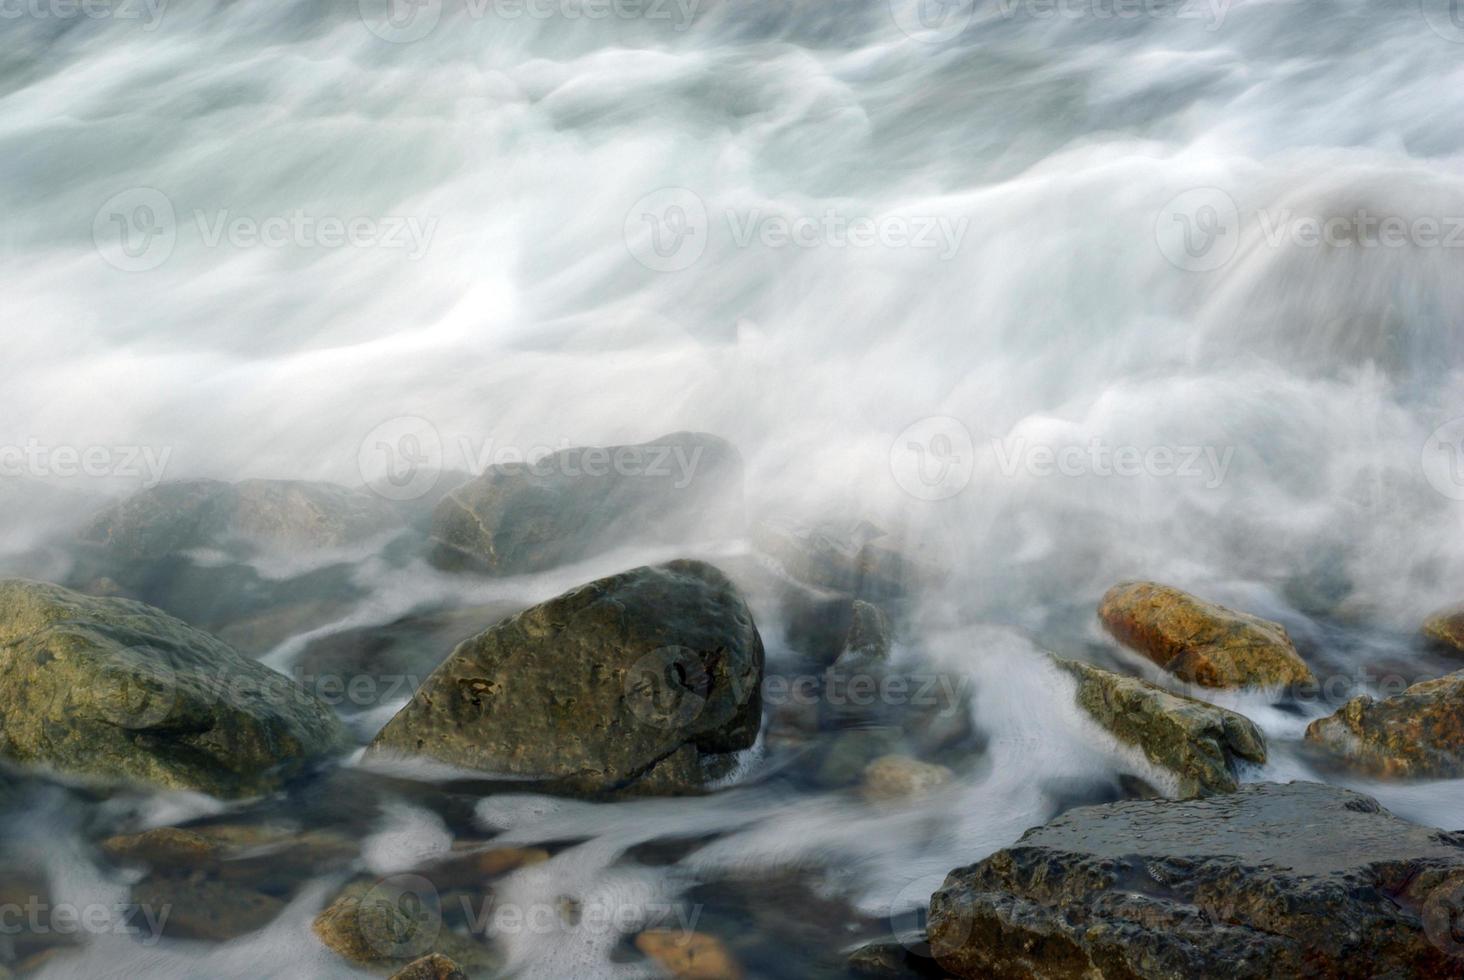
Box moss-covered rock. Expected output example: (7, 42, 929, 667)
(1054, 657, 1266, 797)
(313, 878, 497, 973)
(0, 579, 348, 797)
(388, 955, 468, 980)
(1098, 581, 1314, 689)
(1305, 670, 1464, 778)
(367, 561, 763, 795)
(428, 433, 743, 575)
(928, 782, 1464, 979)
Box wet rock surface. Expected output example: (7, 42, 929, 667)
(752, 519, 937, 602)
(928, 781, 1464, 979)
(1423, 606, 1464, 657)
(368, 560, 764, 795)
(388, 954, 469, 980)
(0, 579, 348, 797)
(1098, 581, 1314, 688)
(1305, 669, 1464, 778)
(1054, 657, 1267, 796)
(428, 432, 743, 575)
(312, 878, 498, 974)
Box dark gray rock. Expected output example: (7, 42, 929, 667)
(366, 561, 763, 795)
(428, 433, 743, 575)
(752, 519, 937, 601)
(928, 781, 1464, 979)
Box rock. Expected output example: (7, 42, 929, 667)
(928, 781, 1464, 979)
(389, 954, 468, 980)
(313, 879, 495, 972)
(79, 479, 403, 560)
(130, 875, 286, 941)
(70, 479, 403, 655)
(811, 727, 903, 788)
(102, 822, 357, 889)
(1054, 657, 1267, 796)
(1305, 670, 1464, 778)
(416, 846, 550, 890)
(848, 934, 952, 977)
(0, 579, 348, 798)
(752, 519, 935, 600)
(861, 755, 953, 803)
(784, 591, 892, 667)
(1422, 606, 1464, 657)
(634, 929, 742, 979)
(1098, 581, 1314, 689)
(367, 561, 763, 795)
(101, 828, 220, 870)
(428, 433, 743, 575)
(296, 601, 523, 713)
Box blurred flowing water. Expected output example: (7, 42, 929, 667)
(3, 0, 1464, 976)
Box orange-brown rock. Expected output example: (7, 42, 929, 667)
(1422, 605, 1464, 656)
(634, 929, 742, 979)
(1305, 670, 1464, 778)
(388, 954, 468, 980)
(1098, 581, 1313, 689)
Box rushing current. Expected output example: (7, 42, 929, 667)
(3, 0, 1464, 976)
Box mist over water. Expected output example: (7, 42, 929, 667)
(4, 0, 1464, 976)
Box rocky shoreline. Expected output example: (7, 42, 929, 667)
(0, 432, 1461, 977)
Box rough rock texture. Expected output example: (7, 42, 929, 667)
(784, 591, 893, 667)
(367, 561, 763, 795)
(1422, 606, 1464, 657)
(313, 879, 496, 972)
(428, 432, 743, 575)
(0, 579, 347, 797)
(1098, 581, 1314, 688)
(752, 519, 936, 601)
(847, 934, 953, 977)
(389, 954, 469, 980)
(1054, 658, 1267, 796)
(928, 781, 1464, 979)
(1305, 670, 1464, 778)
(634, 929, 742, 979)
(79, 479, 403, 560)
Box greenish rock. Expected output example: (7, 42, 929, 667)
(1305, 669, 1464, 779)
(1053, 657, 1267, 797)
(848, 933, 952, 977)
(928, 781, 1464, 979)
(367, 561, 763, 795)
(0, 579, 348, 798)
(313, 878, 498, 973)
(1098, 581, 1315, 689)
(428, 432, 743, 575)
(130, 875, 287, 941)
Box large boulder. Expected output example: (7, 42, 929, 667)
(79, 478, 403, 560)
(367, 561, 764, 795)
(428, 433, 743, 575)
(0, 580, 348, 797)
(928, 781, 1464, 979)
(1305, 670, 1464, 778)
(71, 479, 405, 654)
(1098, 581, 1314, 689)
(1054, 657, 1266, 796)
